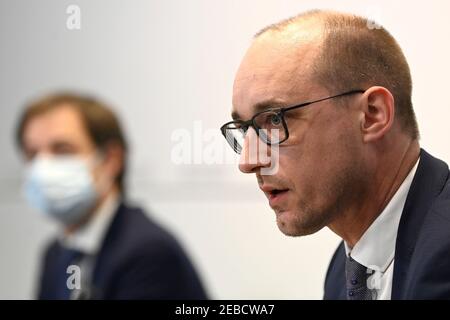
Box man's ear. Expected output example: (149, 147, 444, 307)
(360, 86, 395, 143)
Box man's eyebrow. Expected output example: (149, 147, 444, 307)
(231, 99, 288, 121)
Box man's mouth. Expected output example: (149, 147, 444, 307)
(268, 188, 288, 197)
(260, 186, 290, 207)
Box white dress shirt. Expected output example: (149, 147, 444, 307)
(344, 158, 419, 300)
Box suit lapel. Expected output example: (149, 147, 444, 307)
(391, 149, 449, 299)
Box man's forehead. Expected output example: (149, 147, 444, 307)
(232, 73, 292, 118)
(23, 105, 90, 147)
(232, 34, 320, 119)
(25, 105, 82, 132)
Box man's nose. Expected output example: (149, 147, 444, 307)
(238, 127, 271, 174)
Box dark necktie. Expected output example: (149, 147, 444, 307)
(53, 247, 84, 299)
(345, 255, 377, 300)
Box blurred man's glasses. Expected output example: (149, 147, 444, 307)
(220, 89, 365, 154)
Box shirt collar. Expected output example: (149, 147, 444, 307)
(60, 192, 120, 255)
(345, 157, 420, 273)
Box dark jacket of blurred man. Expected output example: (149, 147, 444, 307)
(16, 93, 208, 300)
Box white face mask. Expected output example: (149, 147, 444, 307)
(23, 156, 99, 226)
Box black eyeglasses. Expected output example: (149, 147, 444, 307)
(221, 89, 365, 154)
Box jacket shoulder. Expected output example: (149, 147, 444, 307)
(95, 203, 207, 299)
(405, 181, 450, 299)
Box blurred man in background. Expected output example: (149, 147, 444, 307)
(16, 93, 207, 299)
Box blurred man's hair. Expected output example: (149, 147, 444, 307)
(256, 9, 419, 140)
(15, 92, 129, 195)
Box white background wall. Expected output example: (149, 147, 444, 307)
(1, 0, 449, 299)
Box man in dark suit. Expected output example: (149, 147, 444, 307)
(221, 9, 450, 299)
(16, 93, 207, 299)
(324, 149, 450, 299)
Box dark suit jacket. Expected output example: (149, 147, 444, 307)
(324, 149, 450, 299)
(38, 203, 208, 299)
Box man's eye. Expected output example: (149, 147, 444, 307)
(51, 142, 78, 155)
(238, 125, 249, 134)
(260, 113, 282, 127)
(270, 114, 282, 126)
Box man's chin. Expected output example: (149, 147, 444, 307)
(275, 209, 324, 237)
(275, 209, 301, 236)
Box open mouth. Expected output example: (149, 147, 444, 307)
(270, 189, 287, 195)
(267, 189, 289, 202)
(259, 185, 290, 206)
